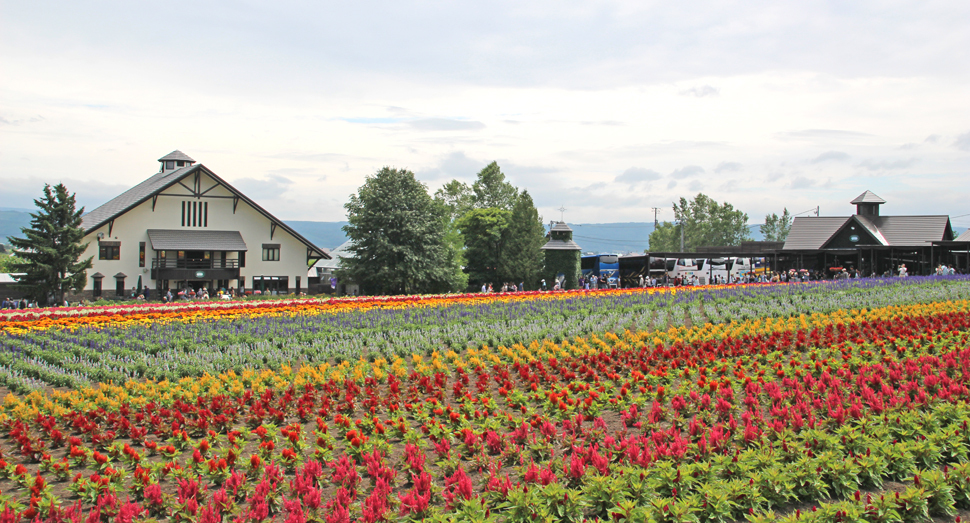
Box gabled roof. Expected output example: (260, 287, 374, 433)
(312, 240, 354, 270)
(82, 167, 194, 231)
(852, 215, 890, 246)
(158, 150, 195, 163)
(863, 215, 952, 246)
(957, 229, 970, 242)
(782, 217, 849, 250)
(850, 190, 886, 204)
(784, 215, 952, 250)
(82, 163, 329, 259)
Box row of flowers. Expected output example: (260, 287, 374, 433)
(0, 292, 969, 521)
(2, 277, 969, 394)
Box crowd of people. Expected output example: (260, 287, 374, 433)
(0, 297, 34, 309)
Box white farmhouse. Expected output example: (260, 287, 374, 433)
(77, 150, 329, 299)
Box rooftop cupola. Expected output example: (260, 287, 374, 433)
(158, 150, 196, 173)
(850, 190, 886, 217)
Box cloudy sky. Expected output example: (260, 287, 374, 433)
(2, 1, 969, 229)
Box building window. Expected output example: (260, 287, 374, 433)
(165, 160, 175, 170)
(239, 251, 246, 268)
(99, 242, 121, 260)
(139, 242, 146, 268)
(262, 244, 280, 261)
(182, 200, 207, 227)
(115, 275, 126, 297)
(177, 161, 185, 167)
(93, 278, 102, 298)
(252, 276, 288, 294)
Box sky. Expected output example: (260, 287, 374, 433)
(2, 1, 969, 230)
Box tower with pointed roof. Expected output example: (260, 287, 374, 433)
(850, 190, 886, 217)
(158, 150, 196, 173)
(542, 221, 581, 289)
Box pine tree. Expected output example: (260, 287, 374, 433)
(9, 184, 92, 304)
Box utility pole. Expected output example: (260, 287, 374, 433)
(650, 207, 661, 228)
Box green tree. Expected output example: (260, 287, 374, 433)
(433, 180, 475, 222)
(340, 167, 463, 295)
(0, 254, 20, 273)
(648, 193, 751, 251)
(472, 161, 518, 211)
(499, 191, 546, 289)
(760, 208, 793, 242)
(647, 221, 683, 252)
(9, 183, 92, 305)
(456, 208, 512, 290)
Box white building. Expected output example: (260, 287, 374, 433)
(77, 150, 329, 299)
(308, 240, 359, 296)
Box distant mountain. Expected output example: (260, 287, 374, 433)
(1, 207, 967, 255)
(287, 221, 350, 251)
(0, 211, 32, 243)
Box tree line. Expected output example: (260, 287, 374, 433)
(4, 169, 794, 302)
(338, 163, 547, 295)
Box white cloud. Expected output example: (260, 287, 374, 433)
(679, 85, 719, 97)
(809, 151, 850, 163)
(670, 166, 705, 179)
(234, 175, 294, 199)
(857, 158, 919, 171)
(955, 132, 970, 151)
(408, 119, 486, 132)
(615, 167, 661, 184)
(1, 2, 969, 222)
(714, 162, 742, 173)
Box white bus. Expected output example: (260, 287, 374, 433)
(666, 258, 706, 284)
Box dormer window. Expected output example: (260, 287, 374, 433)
(165, 160, 175, 170)
(177, 161, 185, 167)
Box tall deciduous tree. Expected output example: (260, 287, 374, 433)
(9, 184, 92, 304)
(761, 208, 793, 242)
(472, 162, 518, 211)
(648, 193, 751, 251)
(433, 180, 475, 223)
(500, 191, 546, 289)
(456, 208, 511, 289)
(340, 167, 462, 295)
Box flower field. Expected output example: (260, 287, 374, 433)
(0, 277, 969, 522)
